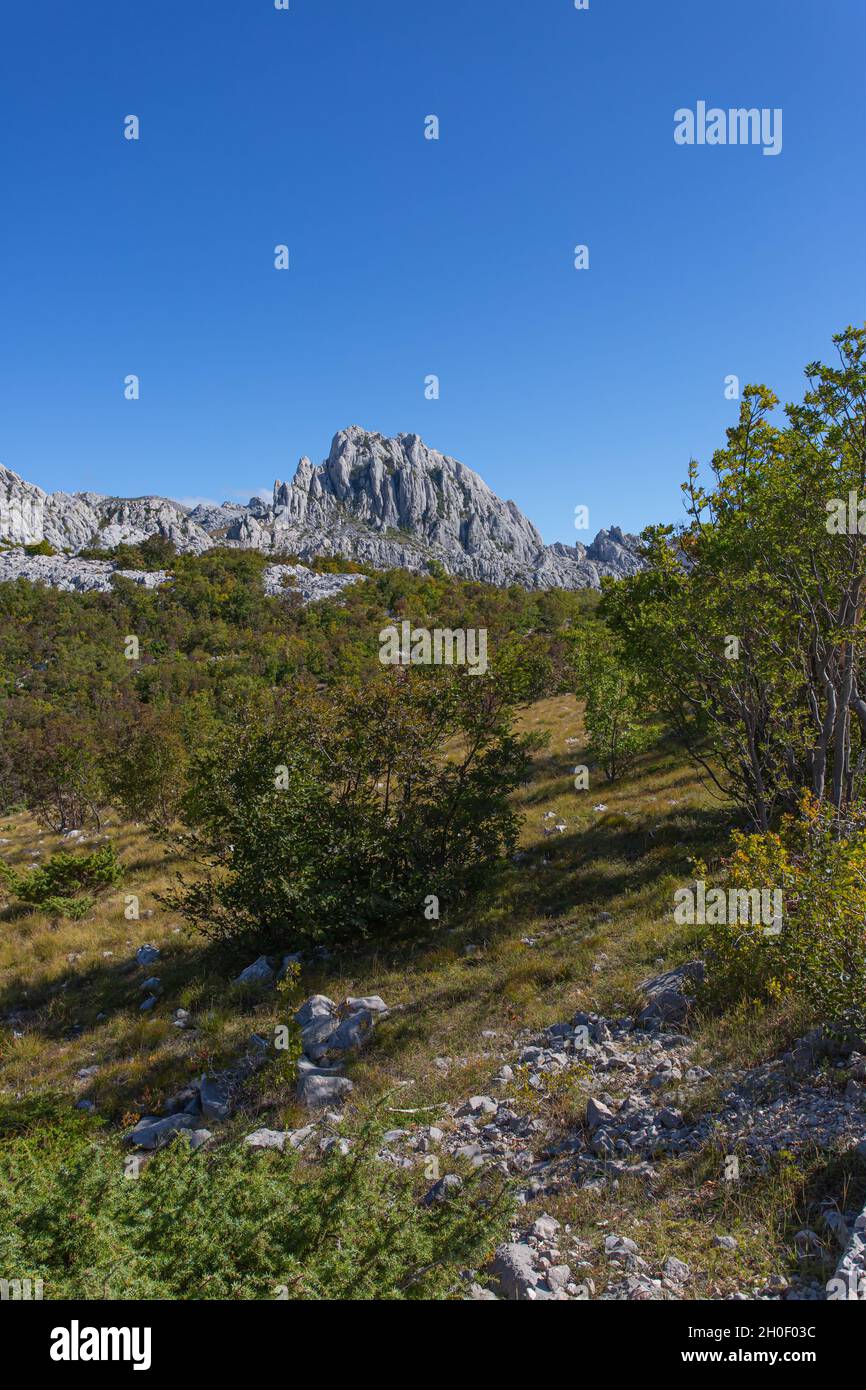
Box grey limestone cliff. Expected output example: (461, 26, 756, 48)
(0, 427, 643, 592)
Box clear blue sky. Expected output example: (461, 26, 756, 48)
(1, 0, 863, 542)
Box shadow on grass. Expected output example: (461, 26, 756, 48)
(492, 803, 734, 925)
(0, 797, 732, 1052)
(0, 744, 740, 1136)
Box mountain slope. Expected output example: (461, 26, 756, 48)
(0, 427, 643, 590)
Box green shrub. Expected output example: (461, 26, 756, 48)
(100, 702, 189, 828)
(700, 796, 866, 1030)
(163, 665, 538, 951)
(13, 715, 109, 833)
(0, 844, 122, 919)
(0, 1105, 512, 1300)
(571, 624, 657, 782)
(23, 539, 57, 557)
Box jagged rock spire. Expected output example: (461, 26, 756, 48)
(0, 430, 643, 591)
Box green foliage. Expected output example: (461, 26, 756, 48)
(117, 534, 178, 571)
(0, 1105, 512, 1299)
(23, 539, 57, 557)
(100, 701, 189, 828)
(163, 664, 540, 950)
(0, 844, 122, 919)
(8, 715, 108, 832)
(700, 796, 866, 1030)
(79, 534, 178, 571)
(570, 624, 658, 782)
(0, 551, 591, 801)
(604, 325, 866, 830)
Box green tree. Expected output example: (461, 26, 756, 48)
(605, 326, 866, 829)
(101, 701, 189, 828)
(571, 625, 656, 782)
(163, 663, 538, 951)
(18, 715, 108, 832)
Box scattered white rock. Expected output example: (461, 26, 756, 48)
(234, 956, 275, 986)
(490, 1243, 546, 1300)
(244, 1128, 288, 1152)
(459, 1095, 498, 1117)
(531, 1214, 560, 1241)
(297, 1070, 354, 1109)
(124, 1114, 197, 1150)
(828, 1204, 866, 1300)
(637, 961, 705, 1026)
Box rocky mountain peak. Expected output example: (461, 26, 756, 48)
(0, 430, 644, 591)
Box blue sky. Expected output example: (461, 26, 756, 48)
(1, 0, 863, 542)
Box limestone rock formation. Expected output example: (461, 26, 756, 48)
(0, 549, 168, 593)
(0, 548, 364, 605)
(0, 428, 645, 591)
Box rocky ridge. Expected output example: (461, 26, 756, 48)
(0, 427, 644, 592)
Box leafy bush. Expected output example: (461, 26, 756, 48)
(163, 664, 538, 951)
(100, 701, 189, 828)
(700, 795, 866, 1030)
(14, 715, 108, 833)
(78, 535, 178, 571)
(0, 844, 122, 919)
(571, 624, 657, 782)
(0, 1106, 512, 1300)
(23, 539, 57, 557)
(605, 327, 866, 830)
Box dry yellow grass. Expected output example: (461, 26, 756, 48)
(0, 693, 718, 1119)
(3, 693, 843, 1295)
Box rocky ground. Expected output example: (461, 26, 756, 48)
(261, 564, 363, 603)
(112, 950, 866, 1302)
(0, 547, 362, 604)
(0, 550, 169, 593)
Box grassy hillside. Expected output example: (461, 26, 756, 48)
(3, 693, 860, 1299)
